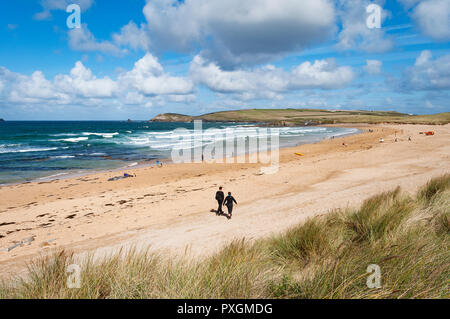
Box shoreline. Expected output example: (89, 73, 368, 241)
(0, 123, 448, 278)
(0, 125, 361, 188)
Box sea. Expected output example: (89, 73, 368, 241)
(0, 121, 359, 185)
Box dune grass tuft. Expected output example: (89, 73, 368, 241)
(418, 173, 450, 203)
(344, 187, 415, 243)
(269, 218, 332, 264)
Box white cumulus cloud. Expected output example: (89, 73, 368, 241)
(336, 0, 394, 53)
(400, 50, 450, 90)
(68, 24, 126, 56)
(143, 0, 336, 67)
(189, 55, 355, 100)
(7, 70, 70, 104)
(119, 53, 195, 96)
(364, 60, 383, 74)
(55, 62, 118, 98)
(112, 21, 151, 51)
(34, 0, 94, 20)
(0, 54, 196, 107)
(412, 0, 450, 41)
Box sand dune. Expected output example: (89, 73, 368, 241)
(0, 124, 449, 278)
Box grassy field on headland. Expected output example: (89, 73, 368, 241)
(1, 174, 448, 299)
(150, 109, 450, 125)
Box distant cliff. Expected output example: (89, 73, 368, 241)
(149, 113, 194, 122)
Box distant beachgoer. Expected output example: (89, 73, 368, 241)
(223, 192, 237, 219)
(395, 138, 398, 142)
(408, 136, 412, 141)
(380, 138, 384, 143)
(215, 187, 225, 216)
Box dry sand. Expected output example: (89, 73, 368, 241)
(0, 124, 449, 278)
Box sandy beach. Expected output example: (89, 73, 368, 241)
(0, 123, 449, 278)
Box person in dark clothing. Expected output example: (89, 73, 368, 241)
(215, 187, 225, 216)
(223, 192, 237, 219)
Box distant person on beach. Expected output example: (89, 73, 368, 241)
(215, 187, 224, 215)
(223, 192, 237, 219)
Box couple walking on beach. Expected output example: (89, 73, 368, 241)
(215, 186, 237, 220)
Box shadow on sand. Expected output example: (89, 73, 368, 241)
(210, 209, 230, 219)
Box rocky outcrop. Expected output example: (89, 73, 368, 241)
(0, 118, 4, 122)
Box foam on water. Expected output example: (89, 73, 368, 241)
(82, 132, 119, 138)
(55, 137, 89, 142)
(0, 146, 59, 154)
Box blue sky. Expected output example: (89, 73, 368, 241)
(0, 0, 449, 120)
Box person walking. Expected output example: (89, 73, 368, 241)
(223, 192, 237, 219)
(215, 187, 225, 216)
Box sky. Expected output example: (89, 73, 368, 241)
(0, 0, 449, 120)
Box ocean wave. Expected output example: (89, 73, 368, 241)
(89, 152, 107, 156)
(150, 142, 184, 149)
(141, 127, 322, 140)
(0, 143, 20, 148)
(82, 132, 119, 138)
(144, 131, 173, 136)
(50, 155, 75, 159)
(328, 128, 359, 138)
(38, 172, 69, 180)
(127, 138, 152, 145)
(56, 137, 89, 142)
(124, 129, 297, 149)
(0, 147, 59, 154)
(49, 133, 78, 137)
(233, 124, 258, 127)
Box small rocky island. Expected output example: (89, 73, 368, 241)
(149, 113, 194, 122)
(0, 118, 4, 122)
